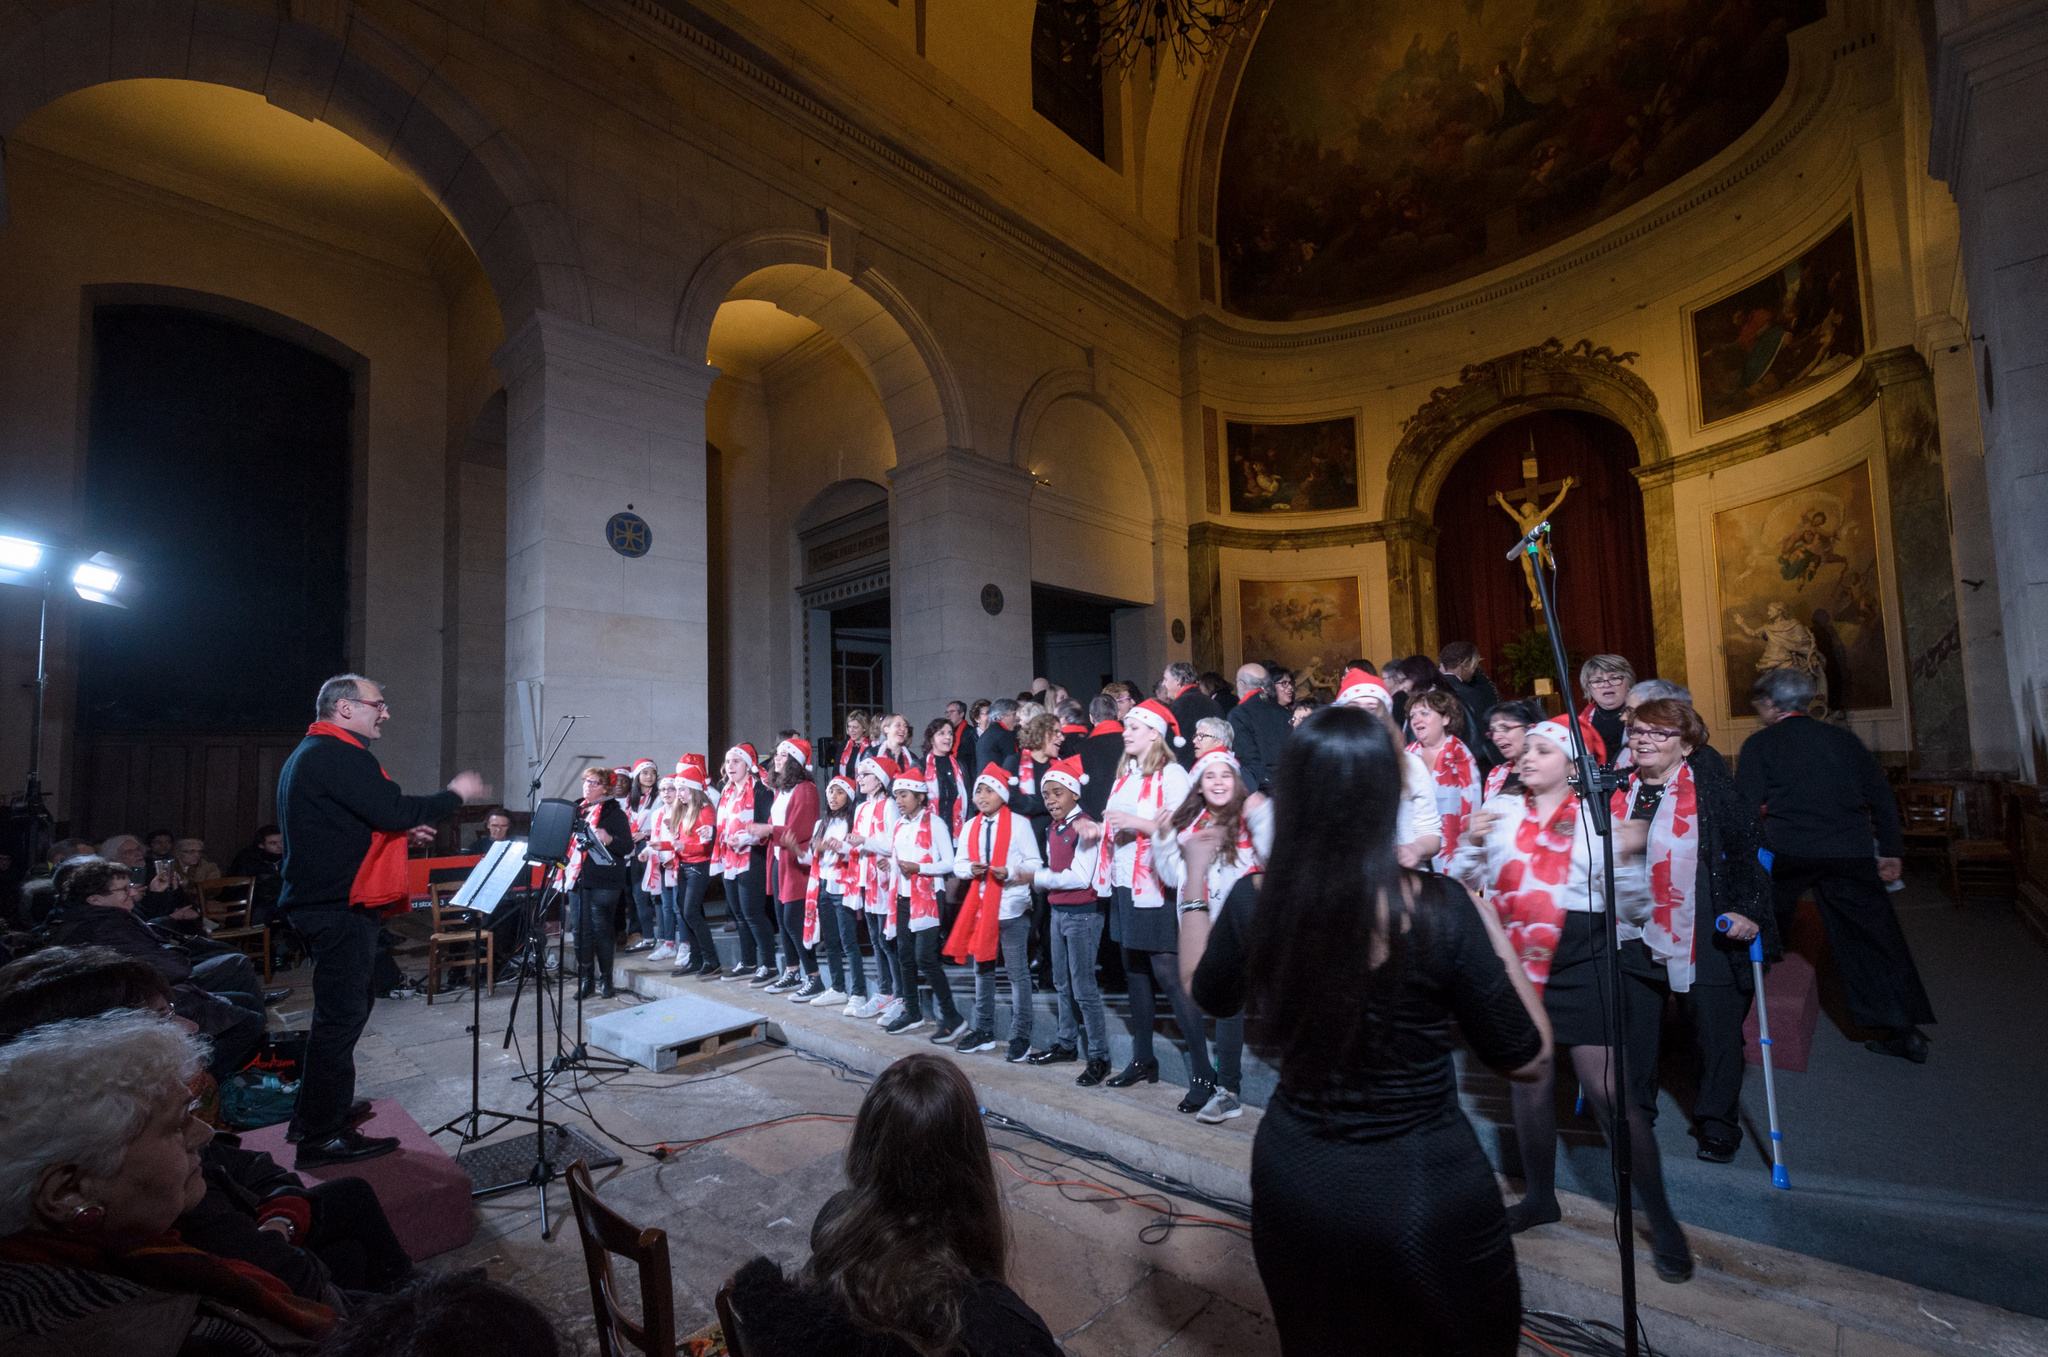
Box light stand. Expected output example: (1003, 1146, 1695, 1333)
(1514, 520, 1642, 1357)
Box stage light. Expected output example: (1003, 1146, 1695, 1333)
(71, 555, 123, 604)
(0, 537, 43, 572)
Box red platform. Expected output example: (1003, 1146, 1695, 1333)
(1743, 952, 1820, 1073)
(240, 1098, 476, 1263)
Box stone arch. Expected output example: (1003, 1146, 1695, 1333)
(794, 477, 890, 536)
(674, 228, 970, 464)
(1380, 339, 1684, 680)
(0, 2, 587, 328)
(1009, 368, 1170, 531)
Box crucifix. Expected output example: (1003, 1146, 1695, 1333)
(1493, 434, 1576, 616)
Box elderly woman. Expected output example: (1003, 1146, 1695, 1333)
(100, 833, 195, 930)
(1577, 653, 1637, 768)
(1451, 717, 1693, 1283)
(1189, 716, 1233, 761)
(1480, 700, 1542, 800)
(0, 1010, 336, 1352)
(1613, 698, 1776, 1164)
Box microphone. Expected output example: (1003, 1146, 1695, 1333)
(1504, 519, 1551, 561)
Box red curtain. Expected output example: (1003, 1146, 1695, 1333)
(1432, 411, 1657, 694)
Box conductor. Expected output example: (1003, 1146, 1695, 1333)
(279, 674, 485, 1167)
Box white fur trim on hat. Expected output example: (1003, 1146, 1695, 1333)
(1338, 674, 1392, 708)
(974, 768, 1011, 796)
(658, 775, 680, 789)
(1189, 749, 1241, 783)
(726, 744, 756, 769)
(776, 737, 812, 769)
(1525, 718, 1577, 755)
(1125, 703, 1184, 746)
(1042, 767, 1085, 795)
(892, 773, 927, 794)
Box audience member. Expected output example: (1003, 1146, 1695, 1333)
(460, 809, 516, 855)
(316, 1271, 559, 1357)
(101, 832, 197, 930)
(231, 825, 289, 926)
(729, 1052, 1061, 1357)
(146, 829, 177, 860)
(1181, 707, 1548, 1353)
(175, 838, 223, 888)
(1227, 662, 1293, 795)
(0, 1011, 338, 1353)
(1197, 670, 1237, 714)
(1735, 666, 1933, 1062)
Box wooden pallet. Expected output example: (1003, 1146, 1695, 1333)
(662, 1019, 769, 1069)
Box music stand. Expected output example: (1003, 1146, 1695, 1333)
(431, 840, 542, 1165)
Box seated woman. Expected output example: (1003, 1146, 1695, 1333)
(0, 946, 414, 1306)
(0, 1009, 337, 1353)
(730, 1052, 1061, 1357)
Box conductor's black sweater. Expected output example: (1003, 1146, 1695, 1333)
(277, 731, 460, 911)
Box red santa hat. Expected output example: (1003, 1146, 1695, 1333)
(658, 774, 680, 790)
(1524, 718, 1578, 756)
(674, 754, 708, 793)
(858, 753, 901, 786)
(1125, 699, 1185, 747)
(631, 758, 657, 777)
(1189, 748, 1241, 784)
(725, 744, 757, 771)
(776, 736, 813, 770)
(892, 766, 928, 796)
(1042, 756, 1088, 796)
(1337, 669, 1391, 709)
(610, 766, 630, 779)
(973, 762, 1014, 797)
(827, 774, 857, 802)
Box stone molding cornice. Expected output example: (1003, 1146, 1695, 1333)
(497, 311, 721, 403)
(1929, 0, 2048, 182)
(1189, 517, 1425, 553)
(887, 446, 1037, 501)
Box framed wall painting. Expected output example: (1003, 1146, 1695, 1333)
(1237, 576, 1364, 697)
(1688, 214, 1867, 428)
(1225, 416, 1360, 515)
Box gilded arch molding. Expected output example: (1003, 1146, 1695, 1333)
(1382, 338, 1686, 683)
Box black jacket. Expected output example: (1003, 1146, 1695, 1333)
(573, 799, 635, 892)
(1226, 692, 1293, 793)
(1168, 687, 1222, 768)
(39, 902, 194, 983)
(975, 724, 1019, 778)
(1735, 715, 1903, 859)
(179, 1138, 335, 1306)
(1628, 752, 1781, 985)
(277, 732, 460, 910)
(1439, 671, 1502, 766)
(730, 1256, 1060, 1357)
(1078, 731, 1123, 819)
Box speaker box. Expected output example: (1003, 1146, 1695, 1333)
(527, 797, 578, 864)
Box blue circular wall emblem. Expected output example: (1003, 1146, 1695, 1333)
(606, 512, 651, 558)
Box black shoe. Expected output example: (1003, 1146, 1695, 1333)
(954, 1027, 997, 1053)
(1504, 1197, 1562, 1234)
(1176, 1078, 1215, 1114)
(296, 1129, 401, 1169)
(1866, 1027, 1930, 1063)
(263, 988, 294, 1006)
(1005, 1037, 1032, 1062)
(1696, 1134, 1740, 1163)
(575, 979, 597, 1000)
(1076, 1057, 1112, 1087)
(1106, 1059, 1159, 1088)
(1027, 1044, 1078, 1066)
(598, 982, 616, 1000)
(285, 1099, 371, 1144)
(1653, 1245, 1695, 1283)
(697, 966, 728, 983)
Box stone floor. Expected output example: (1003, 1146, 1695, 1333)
(283, 958, 1276, 1355)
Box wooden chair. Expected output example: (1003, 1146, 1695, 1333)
(199, 877, 272, 983)
(424, 885, 495, 1005)
(566, 1158, 678, 1357)
(1895, 783, 1956, 871)
(1951, 783, 2018, 905)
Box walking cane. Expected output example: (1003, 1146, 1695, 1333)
(1719, 914, 1790, 1189)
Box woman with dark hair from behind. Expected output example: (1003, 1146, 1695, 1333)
(730, 1051, 1060, 1357)
(317, 1270, 559, 1357)
(1178, 705, 1552, 1355)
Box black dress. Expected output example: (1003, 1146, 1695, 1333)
(1192, 875, 1542, 1356)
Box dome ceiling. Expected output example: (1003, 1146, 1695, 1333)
(1215, 0, 1823, 320)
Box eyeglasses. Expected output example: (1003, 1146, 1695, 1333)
(1628, 727, 1681, 743)
(347, 699, 390, 714)
(1489, 722, 1527, 736)
(1587, 674, 1630, 687)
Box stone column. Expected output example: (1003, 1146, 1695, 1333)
(1931, 0, 2048, 777)
(888, 449, 1034, 723)
(497, 312, 716, 798)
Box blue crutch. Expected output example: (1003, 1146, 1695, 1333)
(1719, 912, 1791, 1189)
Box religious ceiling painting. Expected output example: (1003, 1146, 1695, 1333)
(1712, 461, 1892, 717)
(1226, 416, 1361, 514)
(1238, 577, 1364, 696)
(1689, 215, 1866, 427)
(1214, 0, 1822, 319)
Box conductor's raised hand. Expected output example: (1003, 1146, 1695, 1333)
(448, 771, 487, 802)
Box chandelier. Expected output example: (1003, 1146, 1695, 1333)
(1041, 0, 1259, 74)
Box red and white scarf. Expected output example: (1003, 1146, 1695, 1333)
(642, 813, 677, 893)
(1408, 735, 1480, 873)
(900, 810, 942, 932)
(1485, 761, 1511, 801)
(1015, 752, 1041, 800)
(563, 799, 605, 889)
(1490, 793, 1582, 988)
(1179, 807, 1261, 915)
(1092, 768, 1172, 908)
(945, 811, 1014, 964)
(854, 796, 894, 912)
(712, 777, 756, 878)
(1612, 764, 1700, 991)
(926, 749, 966, 838)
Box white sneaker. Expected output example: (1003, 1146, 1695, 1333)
(876, 997, 905, 1027)
(646, 942, 675, 963)
(850, 994, 884, 1019)
(842, 996, 865, 1017)
(810, 987, 848, 1006)
(1196, 1089, 1243, 1123)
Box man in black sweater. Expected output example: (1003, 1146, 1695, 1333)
(279, 674, 484, 1166)
(1225, 663, 1293, 794)
(1735, 667, 1934, 1062)
(1163, 661, 1221, 770)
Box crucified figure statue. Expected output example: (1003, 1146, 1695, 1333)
(1495, 476, 1576, 614)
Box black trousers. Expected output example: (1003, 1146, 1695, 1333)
(776, 896, 817, 975)
(1770, 856, 1935, 1030)
(288, 907, 378, 1141)
(574, 887, 620, 984)
(1620, 941, 1751, 1141)
(307, 1175, 414, 1292)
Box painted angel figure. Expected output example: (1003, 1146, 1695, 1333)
(1733, 602, 1825, 682)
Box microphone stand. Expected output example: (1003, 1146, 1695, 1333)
(1516, 520, 1642, 1357)
(502, 714, 579, 1047)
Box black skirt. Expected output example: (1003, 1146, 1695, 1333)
(1109, 884, 1178, 952)
(1541, 909, 1631, 1047)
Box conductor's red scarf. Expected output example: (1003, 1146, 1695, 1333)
(307, 721, 412, 914)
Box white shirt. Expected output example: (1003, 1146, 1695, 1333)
(1102, 762, 1191, 888)
(1154, 815, 1261, 920)
(1399, 750, 1443, 851)
(1448, 790, 1611, 913)
(953, 810, 1045, 919)
(892, 813, 955, 894)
